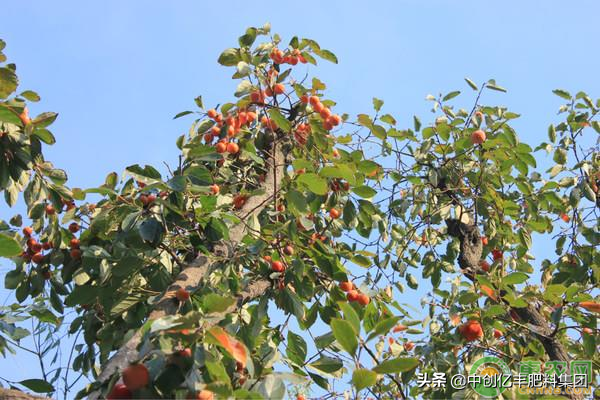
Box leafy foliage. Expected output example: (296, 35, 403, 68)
(0, 25, 599, 400)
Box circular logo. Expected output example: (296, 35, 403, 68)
(469, 356, 511, 397)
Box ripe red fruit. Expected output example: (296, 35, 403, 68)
(176, 287, 191, 302)
(250, 90, 265, 104)
(458, 320, 483, 342)
(357, 293, 370, 306)
(42, 270, 52, 280)
(178, 348, 192, 358)
(339, 281, 353, 292)
(560, 213, 570, 223)
(273, 83, 285, 95)
(319, 108, 331, 120)
(481, 236, 488, 246)
(19, 107, 31, 125)
(582, 327, 594, 335)
(215, 142, 227, 153)
(283, 245, 294, 256)
(479, 260, 490, 272)
(194, 390, 215, 400)
(233, 195, 247, 209)
(45, 204, 55, 215)
(329, 208, 340, 219)
(70, 238, 80, 249)
(300, 95, 309, 104)
(207, 109, 217, 119)
(32, 253, 44, 264)
(122, 363, 150, 391)
(471, 129, 486, 145)
(347, 290, 359, 302)
(393, 324, 408, 333)
(271, 260, 285, 272)
(30, 242, 43, 253)
(68, 222, 80, 233)
(579, 301, 600, 313)
(23, 226, 33, 237)
(313, 101, 325, 113)
(492, 249, 503, 261)
(210, 184, 220, 195)
(263, 255, 272, 263)
(26, 237, 37, 249)
(327, 114, 342, 126)
(493, 329, 503, 339)
(42, 242, 52, 250)
(309, 96, 320, 106)
(146, 194, 156, 204)
(107, 383, 132, 400)
(70, 248, 82, 260)
(226, 142, 240, 154)
(297, 395, 306, 400)
(210, 126, 221, 137)
(404, 341, 415, 351)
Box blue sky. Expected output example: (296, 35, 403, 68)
(1, 0, 600, 396)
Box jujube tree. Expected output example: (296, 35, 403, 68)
(0, 24, 598, 400)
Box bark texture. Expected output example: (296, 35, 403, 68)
(0, 389, 50, 400)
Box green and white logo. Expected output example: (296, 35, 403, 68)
(469, 356, 511, 397)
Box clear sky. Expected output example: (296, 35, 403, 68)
(1, 0, 600, 396)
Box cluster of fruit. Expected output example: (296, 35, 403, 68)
(107, 363, 215, 399)
(338, 281, 370, 306)
(269, 48, 307, 65)
(20, 220, 81, 269)
(300, 95, 341, 131)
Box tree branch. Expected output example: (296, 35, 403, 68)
(88, 146, 285, 399)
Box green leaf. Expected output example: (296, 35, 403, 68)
(372, 357, 419, 374)
(366, 316, 401, 341)
(308, 356, 343, 376)
(442, 91, 460, 101)
(552, 89, 572, 100)
(31, 112, 58, 128)
(217, 48, 240, 66)
(330, 318, 358, 355)
(486, 81, 507, 92)
(173, 110, 193, 119)
(0, 67, 18, 98)
(202, 293, 236, 313)
(267, 109, 291, 132)
(351, 254, 371, 267)
(0, 233, 21, 257)
(313, 48, 338, 64)
(20, 90, 40, 102)
(352, 368, 377, 392)
(5, 269, 25, 289)
(372, 98, 384, 111)
(139, 218, 164, 245)
(19, 379, 54, 393)
(464, 78, 478, 91)
(297, 173, 328, 195)
(352, 185, 377, 199)
(338, 302, 360, 334)
(287, 331, 307, 365)
(503, 272, 529, 285)
(238, 28, 257, 47)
